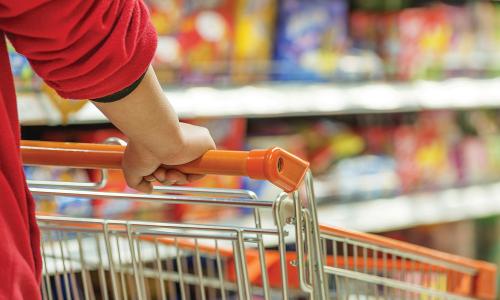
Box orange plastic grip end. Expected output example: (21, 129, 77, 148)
(247, 147, 309, 193)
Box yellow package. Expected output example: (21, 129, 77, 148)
(233, 0, 276, 84)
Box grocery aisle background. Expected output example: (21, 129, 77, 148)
(13, 0, 500, 291)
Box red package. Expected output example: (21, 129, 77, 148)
(150, 0, 235, 85)
(398, 5, 451, 80)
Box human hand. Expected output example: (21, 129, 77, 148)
(122, 122, 215, 193)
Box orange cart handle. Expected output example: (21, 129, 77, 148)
(21, 140, 309, 192)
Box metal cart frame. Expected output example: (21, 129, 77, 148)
(22, 140, 497, 300)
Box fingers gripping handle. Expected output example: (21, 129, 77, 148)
(21, 141, 309, 192)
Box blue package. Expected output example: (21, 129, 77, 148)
(333, 155, 400, 201)
(273, 0, 348, 81)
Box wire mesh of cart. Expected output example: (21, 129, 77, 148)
(22, 140, 497, 300)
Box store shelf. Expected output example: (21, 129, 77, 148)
(219, 182, 500, 235)
(18, 77, 500, 125)
(318, 182, 500, 233)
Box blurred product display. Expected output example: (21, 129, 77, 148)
(10, 0, 500, 90)
(273, 0, 349, 81)
(149, 0, 235, 85)
(247, 110, 500, 201)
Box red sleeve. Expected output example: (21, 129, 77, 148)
(0, 0, 157, 99)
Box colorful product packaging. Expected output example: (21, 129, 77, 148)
(322, 154, 399, 201)
(472, 2, 500, 77)
(273, 0, 348, 81)
(348, 10, 398, 80)
(459, 137, 489, 185)
(398, 5, 452, 80)
(393, 125, 419, 193)
(26, 166, 93, 217)
(149, 0, 235, 85)
(148, 0, 184, 83)
(232, 0, 277, 84)
(8, 42, 39, 92)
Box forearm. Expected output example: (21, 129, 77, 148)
(93, 66, 181, 156)
(93, 66, 213, 165)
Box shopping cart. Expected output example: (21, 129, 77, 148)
(22, 140, 497, 300)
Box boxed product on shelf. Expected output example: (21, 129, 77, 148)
(410, 111, 458, 190)
(442, 4, 481, 78)
(349, 10, 399, 79)
(148, 0, 183, 36)
(273, 0, 348, 81)
(148, 0, 184, 83)
(232, 0, 277, 84)
(397, 4, 452, 81)
(395, 2, 500, 81)
(149, 0, 235, 85)
(471, 1, 500, 78)
(347, 1, 500, 81)
(325, 154, 400, 201)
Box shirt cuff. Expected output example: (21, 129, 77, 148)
(90, 70, 147, 103)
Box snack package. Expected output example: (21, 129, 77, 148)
(148, 0, 184, 36)
(273, 0, 348, 81)
(413, 111, 458, 190)
(398, 5, 452, 80)
(330, 155, 399, 201)
(378, 12, 400, 79)
(442, 4, 477, 78)
(349, 11, 378, 54)
(232, 0, 277, 84)
(393, 125, 419, 193)
(459, 137, 488, 185)
(148, 0, 184, 83)
(149, 0, 235, 85)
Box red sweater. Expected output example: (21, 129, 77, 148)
(0, 1, 157, 298)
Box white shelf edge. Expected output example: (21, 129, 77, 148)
(18, 78, 500, 125)
(317, 182, 500, 233)
(217, 182, 500, 235)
